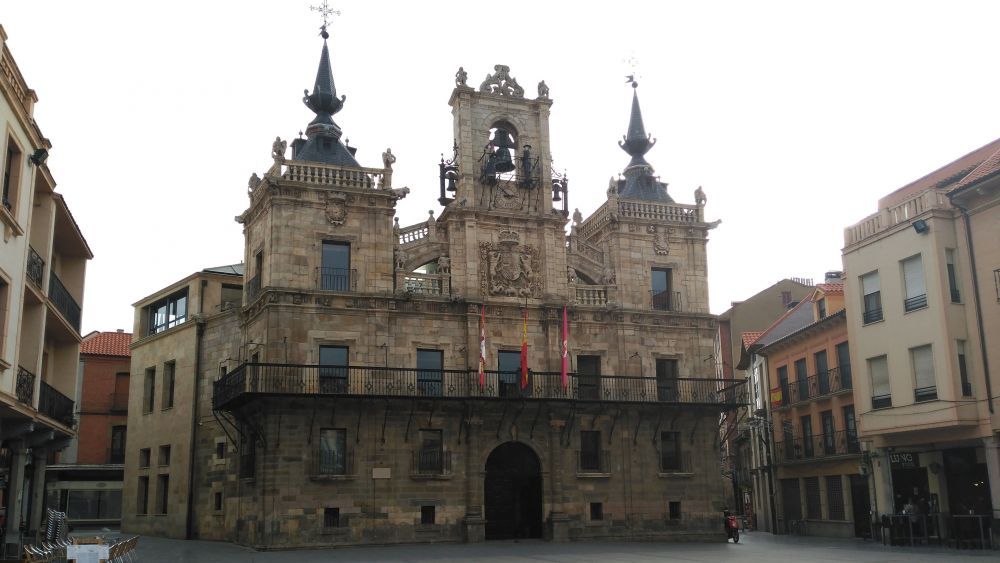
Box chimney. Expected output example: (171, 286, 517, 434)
(824, 271, 844, 284)
(117, 329, 124, 333)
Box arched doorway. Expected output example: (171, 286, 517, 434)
(484, 442, 543, 540)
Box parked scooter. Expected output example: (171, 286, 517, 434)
(724, 511, 740, 543)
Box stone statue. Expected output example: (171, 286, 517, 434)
(695, 185, 707, 206)
(382, 148, 396, 170)
(537, 80, 549, 99)
(572, 208, 583, 226)
(437, 255, 451, 274)
(601, 266, 616, 285)
(393, 217, 400, 238)
(455, 66, 468, 87)
(272, 136, 287, 162)
(567, 267, 577, 284)
(607, 176, 618, 196)
(394, 248, 408, 270)
(248, 173, 261, 193)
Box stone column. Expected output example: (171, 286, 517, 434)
(462, 418, 485, 542)
(28, 449, 47, 538)
(546, 418, 569, 542)
(4, 443, 28, 546)
(983, 436, 1000, 532)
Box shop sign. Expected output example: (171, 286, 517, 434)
(769, 387, 782, 409)
(889, 452, 919, 468)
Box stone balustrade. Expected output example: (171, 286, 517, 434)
(282, 162, 385, 190)
(401, 272, 449, 295)
(844, 189, 949, 247)
(577, 199, 702, 240)
(573, 285, 608, 306)
(398, 222, 430, 246)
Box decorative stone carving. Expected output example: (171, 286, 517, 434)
(437, 255, 451, 274)
(651, 225, 670, 255)
(455, 66, 468, 87)
(537, 80, 549, 99)
(479, 231, 540, 297)
(479, 65, 524, 97)
(389, 186, 410, 200)
(272, 136, 287, 162)
(695, 186, 706, 206)
(572, 208, 582, 226)
(600, 265, 616, 285)
(392, 217, 400, 241)
(567, 267, 577, 284)
(394, 248, 408, 270)
(382, 148, 396, 170)
(325, 193, 347, 226)
(248, 173, 261, 194)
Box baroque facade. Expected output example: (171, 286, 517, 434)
(122, 29, 744, 547)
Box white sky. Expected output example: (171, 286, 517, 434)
(3, 1, 999, 334)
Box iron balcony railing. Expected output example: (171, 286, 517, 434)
(318, 268, 357, 292)
(650, 290, 682, 312)
(914, 385, 938, 402)
(862, 307, 883, 324)
(212, 363, 747, 411)
(27, 246, 44, 288)
(109, 392, 129, 412)
(577, 449, 611, 474)
(779, 366, 852, 407)
(904, 294, 928, 312)
(16, 366, 35, 406)
(107, 448, 126, 465)
(48, 272, 81, 331)
(774, 430, 860, 463)
(312, 450, 356, 477)
(39, 380, 75, 427)
(872, 393, 892, 409)
(411, 450, 452, 476)
(246, 275, 261, 302)
(659, 454, 693, 474)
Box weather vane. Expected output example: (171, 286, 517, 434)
(623, 54, 640, 88)
(311, 0, 341, 38)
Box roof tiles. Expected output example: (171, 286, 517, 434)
(80, 331, 132, 357)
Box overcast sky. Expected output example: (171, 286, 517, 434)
(3, 1, 999, 334)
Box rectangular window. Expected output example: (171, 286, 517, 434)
(946, 249, 960, 303)
(318, 428, 347, 475)
(576, 355, 601, 401)
(804, 476, 821, 519)
(146, 289, 188, 335)
(816, 298, 827, 319)
(420, 505, 436, 525)
(321, 241, 352, 291)
(143, 367, 155, 413)
(655, 358, 678, 402)
(835, 341, 852, 389)
(781, 479, 802, 521)
(416, 349, 444, 397)
(158, 445, 171, 466)
(112, 372, 129, 411)
(156, 475, 169, 515)
(843, 405, 859, 453)
(668, 501, 681, 520)
(826, 476, 845, 520)
(162, 361, 175, 409)
(902, 255, 927, 311)
(782, 421, 794, 461)
(580, 430, 602, 472)
(861, 271, 882, 324)
(324, 507, 340, 528)
(777, 365, 789, 406)
(215, 441, 226, 460)
(911, 345, 936, 402)
(869, 355, 891, 409)
(815, 350, 829, 395)
(820, 410, 834, 455)
(651, 268, 673, 310)
(794, 358, 808, 402)
(2, 138, 22, 213)
(221, 283, 243, 310)
(589, 502, 604, 521)
(0, 279, 8, 354)
(957, 340, 972, 396)
(110, 426, 126, 464)
(660, 431, 682, 472)
(139, 448, 151, 468)
(137, 477, 149, 515)
(319, 345, 348, 394)
(417, 429, 443, 474)
(214, 492, 223, 512)
(800, 415, 813, 457)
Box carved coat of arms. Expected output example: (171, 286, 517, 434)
(480, 231, 540, 297)
(325, 194, 347, 226)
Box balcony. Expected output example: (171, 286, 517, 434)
(107, 448, 126, 465)
(400, 272, 449, 295)
(26, 246, 44, 288)
(318, 268, 357, 292)
(904, 294, 928, 312)
(16, 366, 35, 406)
(246, 275, 261, 302)
(775, 430, 860, 463)
(577, 449, 611, 474)
(109, 392, 129, 413)
(872, 393, 892, 409)
(312, 450, 356, 478)
(411, 450, 452, 477)
(212, 363, 747, 411)
(914, 385, 938, 402)
(48, 272, 81, 331)
(651, 290, 682, 312)
(658, 454, 693, 474)
(862, 307, 883, 324)
(778, 366, 852, 407)
(39, 380, 75, 427)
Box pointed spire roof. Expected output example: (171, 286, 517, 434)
(615, 81, 672, 202)
(295, 26, 360, 167)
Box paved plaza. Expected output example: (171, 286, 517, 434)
(132, 532, 997, 562)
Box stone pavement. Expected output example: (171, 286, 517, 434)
(134, 532, 997, 562)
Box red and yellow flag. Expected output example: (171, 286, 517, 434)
(520, 308, 529, 390)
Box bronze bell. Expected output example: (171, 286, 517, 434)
(490, 129, 516, 173)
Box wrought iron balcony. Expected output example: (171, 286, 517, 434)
(872, 393, 892, 409)
(904, 294, 928, 312)
(778, 366, 852, 407)
(246, 275, 261, 302)
(651, 290, 682, 312)
(212, 363, 746, 411)
(862, 307, 883, 324)
(318, 267, 357, 292)
(16, 366, 35, 406)
(658, 454, 693, 474)
(48, 272, 81, 331)
(577, 449, 611, 474)
(411, 450, 452, 477)
(774, 430, 860, 463)
(914, 385, 938, 402)
(27, 246, 44, 288)
(39, 380, 75, 427)
(312, 450, 356, 477)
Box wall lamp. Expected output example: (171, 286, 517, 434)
(912, 219, 929, 234)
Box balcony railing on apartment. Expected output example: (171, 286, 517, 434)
(411, 450, 452, 476)
(659, 454, 693, 474)
(109, 392, 129, 412)
(48, 272, 81, 331)
(16, 366, 35, 406)
(779, 366, 852, 407)
(212, 363, 747, 411)
(774, 430, 860, 463)
(862, 307, 883, 324)
(312, 450, 356, 477)
(872, 393, 892, 409)
(318, 268, 357, 292)
(914, 385, 938, 402)
(904, 294, 928, 312)
(107, 448, 126, 465)
(27, 246, 44, 288)
(39, 381, 75, 427)
(651, 290, 682, 312)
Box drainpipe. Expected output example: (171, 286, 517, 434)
(186, 280, 208, 539)
(948, 197, 994, 414)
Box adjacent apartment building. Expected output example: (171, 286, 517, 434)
(0, 25, 91, 554)
(121, 27, 745, 547)
(842, 138, 1000, 539)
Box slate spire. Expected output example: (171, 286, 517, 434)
(303, 27, 345, 133)
(615, 80, 672, 202)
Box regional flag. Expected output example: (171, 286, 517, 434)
(520, 308, 529, 390)
(479, 306, 487, 387)
(561, 306, 569, 390)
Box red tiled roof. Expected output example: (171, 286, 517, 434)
(80, 331, 132, 357)
(816, 283, 844, 295)
(954, 145, 1000, 190)
(742, 332, 763, 348)
(879, 137, 1000, 209)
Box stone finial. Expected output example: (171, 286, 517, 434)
(479, 65, 524, 97)
(537, 80, 549, 99)
(455, 66, 468, 87)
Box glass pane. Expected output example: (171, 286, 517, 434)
(320, 429, 346, 473)
(100, 490, 122, 519)
(651, 269, 669, 293)
(67, 490, 101, 520)
(322, 242, 350, 271)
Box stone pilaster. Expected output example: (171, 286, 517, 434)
(546, 418, 569, 542)
(463, 417, 485, 542)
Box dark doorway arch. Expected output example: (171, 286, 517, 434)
(484, 441, 543, 540)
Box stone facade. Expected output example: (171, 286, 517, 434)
(123, 35, 744, 548)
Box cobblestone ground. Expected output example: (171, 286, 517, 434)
(133, 532, 997, 562)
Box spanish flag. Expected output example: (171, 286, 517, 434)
(520, 308, 529, 390)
